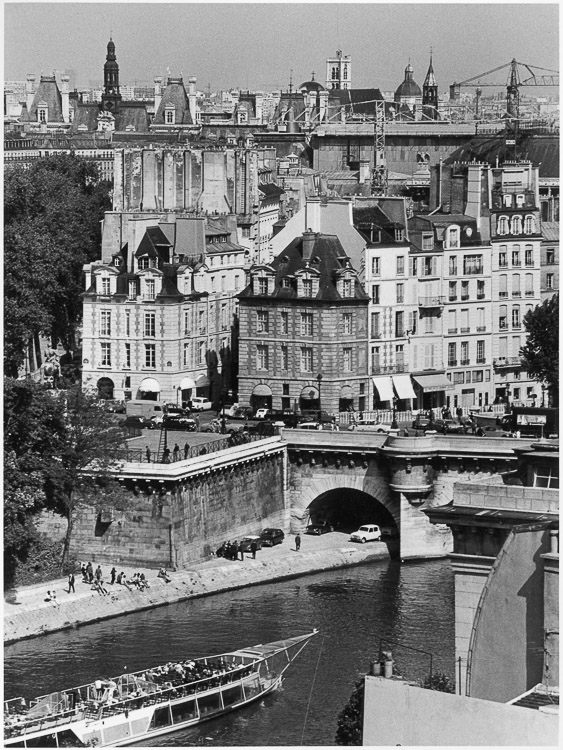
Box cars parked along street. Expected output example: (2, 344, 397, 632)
(350, 524, 382, 543)
(190, 397, 212, 411)
(240, 536, 263, 553)
(260, 528, 285, 546)
(306, 521, 333, 535)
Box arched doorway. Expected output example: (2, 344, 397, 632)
(251, 383, 273, 412)
(97, 377, 114, 400)
(299, 384, 320, 413)
(179, 376, 196, 408)
(137, 377, 161, 401)
(305, 488, 398, 535)
(339, 385, 354, 413)
(195, 374, 210, 398)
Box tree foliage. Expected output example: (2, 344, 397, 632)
(4, 379, 127, 574)
(335, 678, 364, 745)
(4, 155, 111, 375)
(421, 671, 455, 693)
(521, 294, 559, 406)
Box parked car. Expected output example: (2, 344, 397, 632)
(123, 415, 151, 429)
(482, 425, 513, 437)
(240, 535, 263, 553)
(297, 421, 322, 430)
(412, 415, 432, 430)
(300, 410, 334, 425)
(164, 404, 188, 416)
(426, 419, 467, 434)
(380, 525, 399, 539)
(247, 421, 276, 437)
(190, 397, 213, 411)
(254, 408, 271, 420)
(348, 421, 394, 433)
(260, 528, 285, 547)
(350, 524, 382, 543)
(202, 418, 244, 434)
(162, 416, 197, 431)
(306, 521, 333, 535)
(230, 406, 255, 420)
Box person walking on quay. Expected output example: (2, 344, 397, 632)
(295, 533, 301, 552)
(67, 573, 75, 593)
(250, 540, 258, 560)
(110, 566, 117, 585)
(184, 442, 190, 460)
(456, 406, 463, 424)
(95, 565, 102, 582)
(238, 540, 244, 561)
(173, 443, 180, 462)
(145, 445, 152, 463)
(86, 561, 94, 583)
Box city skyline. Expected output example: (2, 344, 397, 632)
(4, 2, 559, 94)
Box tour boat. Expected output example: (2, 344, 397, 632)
(4, 630, 318, 748)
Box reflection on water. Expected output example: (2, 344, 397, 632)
(4, 559, 454, 746)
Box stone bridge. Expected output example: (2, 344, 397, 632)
(68, 432, 528, 567)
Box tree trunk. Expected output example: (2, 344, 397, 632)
(61, 503, 74, 571)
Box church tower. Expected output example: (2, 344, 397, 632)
(422, 52, 439, 120)
(101, 37, 122, 113)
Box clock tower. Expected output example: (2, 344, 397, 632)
(101, 37, 122, 113)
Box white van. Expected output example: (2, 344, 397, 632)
(125, 400, 165, 419)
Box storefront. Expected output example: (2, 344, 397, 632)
(251, 383, 273, 412)
(137, 377, 161, 401)
(412, 373, 454, 410)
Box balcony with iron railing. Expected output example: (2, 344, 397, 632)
(418, 295, 446, 308)
(372, 363, 407, 375)
(460, 359, 470, 366)
(493, 356, 523, 368)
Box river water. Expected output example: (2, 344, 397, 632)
(4, 559, 454, 746)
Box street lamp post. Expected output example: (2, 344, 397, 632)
(162, 403, 169, 455)
(505, 384, 511, 412)
(391, 396, 399, 430)
(541, 384, 546, 408)
(316, 373, 323, 423)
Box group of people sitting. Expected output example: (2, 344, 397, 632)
(139, 657, 255, 696)
(116, 571, 150, 591)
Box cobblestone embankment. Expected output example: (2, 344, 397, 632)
(4, 538, 389, 645)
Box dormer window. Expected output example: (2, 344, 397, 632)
(38, 107, 47, 123)
(138, 256, 150, 270)
(113, 256, 122, 268)
(164, 105, 176, 124)
(422, 234, 434, 251)
(445, 226, 460, 249)
(281, 278, 291, 289)
(516, 194, 525, 207)
(341, 278, 353, 298)
(395, 229, 404, 242)
(302, 279, 313, 297)
(497, 216, 509, 236)
(100, 277, 111, 296)
(524, 215, 535, 234)
(503, 194, 512, 208)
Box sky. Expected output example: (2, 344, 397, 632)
(3, 1, 560, 95)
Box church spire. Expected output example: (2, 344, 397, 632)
(422, 49, 439, 119)
(102, 36, 121, 113)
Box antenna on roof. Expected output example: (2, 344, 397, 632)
(289, 69, 293, 95)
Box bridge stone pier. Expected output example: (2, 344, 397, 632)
(285, 431, 524, 560)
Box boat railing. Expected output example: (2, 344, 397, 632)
(4, 706, 88, 739)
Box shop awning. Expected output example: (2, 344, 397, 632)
(372, 376, 394, 402)
(300, 385, 319, 400)
(412, 374, 454, 392)
(340, 385, 353, 399)
(179, 377, 196, 390)
(253, 384, 273, 397)
(392, 375, 417, 400)
(195, 374, 210, 387)
(139, 378, 160, 393)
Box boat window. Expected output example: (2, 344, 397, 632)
(25, 736, 58, 747)
(150, 706, 172, 729)
(57, 729, 82, 748)
(221, 684, 244, 706)
(242, 675, 262, 699)
(171, 699, 197, 724)
(197, 692, 222, 715)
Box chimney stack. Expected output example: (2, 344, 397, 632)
(154, 76, 162, 112)
(302, 228, 316, 261)
(60, 74, 70, 122)
(26, 74, 36, 110)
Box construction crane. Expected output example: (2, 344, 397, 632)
(370, 100, 387, 196)
(450, 59, 559, 119)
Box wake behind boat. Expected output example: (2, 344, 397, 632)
(4, 630, 318, 748)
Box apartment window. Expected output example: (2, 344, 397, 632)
(221, 303, 228, 331)
(449, 256, 457, 276)
(546, 248, 555, 265)
(124, 309, 131, 337)
(424, 344, 436, 369)
(422, 235, 433, 251)
(499, 246, 508, 267)
(463, 255, 483, 275)
(410, 257, 419, 276)
(182, 343, 190, 367)
(234, 274, 241, 291)
(477, 307, 485, 332)
(210, 276, 216, 292)
(395, 311, 404, 337)
(512, 248, 521, 267)
(100, 342, 111, 367)
(448, 281, 457, 301)
(257, 310, 269, 333)
(301, 312, 313, 336)
(448, 342, 457, 367)
(497, 216, 509, 235)
(499, 305, 508, 330)
(477, 279, 485, 299)
(128, 280, 137, 300)
(511, 215, 522, 235)
(343, 348, 352, 372)
(513, 387, 521, 402)
(302, 279, 313, 297)
(371, 257, 381, 276)
(144, 312, 156, 338)
(281, 311, 289, 334)
(396, 256, 405, 276)
(499, 274, 508, 298)
(281, 278, 291, 289)
(423, 256, 436, 276)
(281, 345, 289, 370)
(424, 314, 434, 334)
(198, 341, 206, 364)
(525, 273, 534, 296)
(396, 283, 404, 304)
(371, 346, 380, 370)
(198, 310, 205, 334)
(371, 284, 380, 304)
(476, 340, 485, 364)
(258, 278, 268, 295)
(371, 312, 380, 338)
(472, 370, 483, 383)
(38, 108, 47, 123)
(341, 279, 353, 297)
(499, 336, 507, 360)
(256, 344, 269, 370)
(343, 313, 352, 336)
(512, 274, 521, 297)
(138, 257, 150, 270)
(453, 372, 465, 385)
(461, 280, 469, 300)
(100, 277, 111, 295)
(124, 343, 131, 368)
(409, 311, 417, 335)
(460, 341, 469, 365)
(300, 347, 313, 372)
(448, 309, 457, 334)
(512, 336, 521, 359)
(165, 108, 175, 124)
(221, 275, 226, 292)
(460, 308, 469, 333)
(512, 306, 521, 329)
(445, 226, 460, 248)
(546, 274, 554, 289)
(503, 195, 512, 208)
(396, 344, 404, 368)
(146, 279, 156, 300)
(524, 215, 535, 234)
(525, 245, 534, 266)
(145, 343, 156, 368)
(100, 311, 111, 336)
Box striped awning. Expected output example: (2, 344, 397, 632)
(392, 375, 416, 400)
(412, 374, 454, 392)
(372, 376, 394, 402)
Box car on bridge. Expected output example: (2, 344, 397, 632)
(306, 521, 333, 535)
(350, 524, 382, 543)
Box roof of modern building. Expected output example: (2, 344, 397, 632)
(509, 685, 560, 711)
(541, 222, 559, 241)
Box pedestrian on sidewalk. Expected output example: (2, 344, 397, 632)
(67, 573, 75, 593)
(86, 561, 93, 583)
(295, 533, 301, 552)
(173, 443, 180, 462)
(183, 442, 190, 460)
(95, 565, 102, 582)
(250, 540, 258, 559)
(238, 540, 244, 561)
(110, 567, 117, 585)
(145, 445, 152, 463)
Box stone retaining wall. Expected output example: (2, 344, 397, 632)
(4, 546, 386, 645)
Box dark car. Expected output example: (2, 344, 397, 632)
(240, 536, 263, 553)
(230, 407, 255, 420)
(260, 528, 285, 547)
(123, 415, 151, 429)
(247, 421, 276, 437)
(412, 414, 432, 430)
(306, 521, 333, 536)
(163, 416, 197, 431)
(300, 410, 334, 425)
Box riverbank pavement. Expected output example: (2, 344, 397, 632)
(4, 532, 391, 645)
